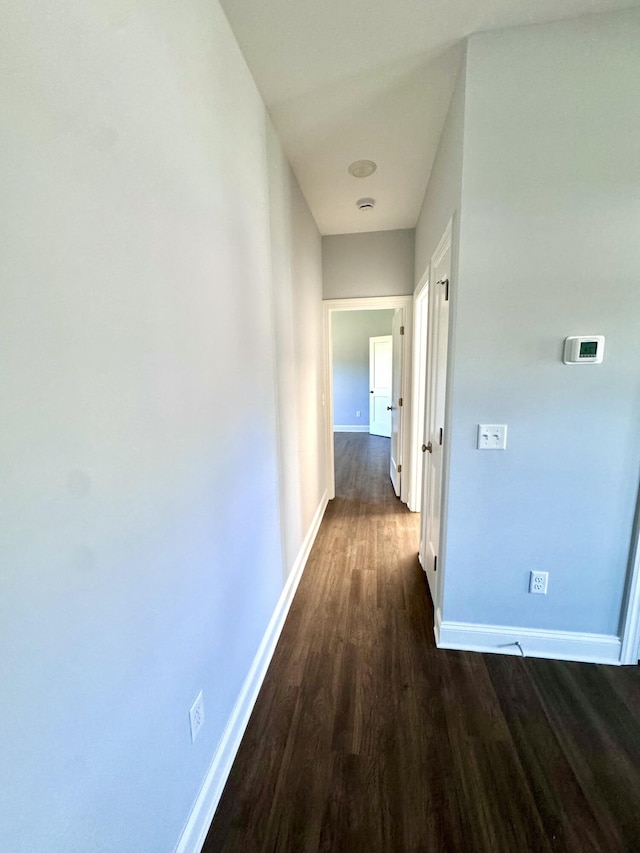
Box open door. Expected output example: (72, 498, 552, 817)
(420, 232, 451, 602)
(369, 335, 392, 437)
(389, 309, 404, 496)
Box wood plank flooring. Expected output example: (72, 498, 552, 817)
(204, 433, 640, 852)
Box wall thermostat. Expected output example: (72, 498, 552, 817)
(563, 335, 605, 364)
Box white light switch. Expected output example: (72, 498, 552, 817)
(477, 424, 507, 450)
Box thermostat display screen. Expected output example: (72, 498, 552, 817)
(563, 335, 605, 364)
(580, 341, 598, 357)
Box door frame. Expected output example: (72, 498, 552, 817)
(323, 296, 413, 502)
(408, 269, 430, 511)
(419, 218, 455, 616)
(419, 217, 456, 628)
(620, 489, 640, 663)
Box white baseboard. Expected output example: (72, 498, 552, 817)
(174, 490, 329, 853)
(333, 424, 369, 433)
(436, 616, 622, 665)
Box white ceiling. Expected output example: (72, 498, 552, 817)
(219, 0, 639, 235)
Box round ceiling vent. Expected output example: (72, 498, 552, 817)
(348, 160, 377, 178)
(356, 197, 376, 211)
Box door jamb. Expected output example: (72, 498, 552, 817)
(323, 296, 413, 502)
(425, 218, 454, 629)
(620, 489, 640, 663)
(408, 270, 430, 511)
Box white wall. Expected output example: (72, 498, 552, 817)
(0, 2, 325, 851)
(441, 10, 640, 636)
(323, 229, 415, 299)
(332, 310, 394, 428)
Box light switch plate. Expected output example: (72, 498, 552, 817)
(477, 424, 507, 450)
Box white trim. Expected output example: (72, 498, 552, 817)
(432, 607, 443, 648)
(174, 491, 329, 853)
(431, 218, 453, 269)
(333, 425, 369, 433)
(323, 296, 413, 503)
(620, 493, 640, 664)
(436, 617, 622, 665)
(408, 270, 429, 512)
(431, 215, 457, 634)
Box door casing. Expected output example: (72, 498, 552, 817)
(620, 489, 640, 663)
(416, 217, 456, 627)
(408, 271, 430, 512)
(420, 226, 452, 606)
(389, 310, 404, 496)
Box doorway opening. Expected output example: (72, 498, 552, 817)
(323, 296, 413, 503)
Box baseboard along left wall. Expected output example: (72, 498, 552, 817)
(174, 490, 329, 853)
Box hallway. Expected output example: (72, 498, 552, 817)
(205, 434, 640, 852)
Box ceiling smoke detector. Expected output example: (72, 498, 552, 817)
(348, 160, 377, 178)
(356, 197, 376, 211)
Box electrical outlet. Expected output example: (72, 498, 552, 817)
(529, 571, 549, 595)
(356, 410, 361, 418)
(189, 690, 205, 743)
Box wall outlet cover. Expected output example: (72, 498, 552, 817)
(529, 571, 549, 595)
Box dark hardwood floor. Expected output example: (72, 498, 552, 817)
(204, 433, 640, 852)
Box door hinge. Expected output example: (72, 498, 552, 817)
(439, 427, 443, 445)
(434, 555, 437, 572)
(399, 397, 403, 407)
(400, 325, 405, 335)
(397, 464, 402, 474)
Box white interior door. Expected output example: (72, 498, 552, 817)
(420, 235, 451, 602)
(369, 335, 392, 437)
(389, 309, 404, 496)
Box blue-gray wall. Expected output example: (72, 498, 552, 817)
(433, 10, 640, 635)
(332, 310, 394, 428)
(323, 230, 415, 299)
(0, 2, 325, 850)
